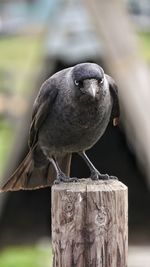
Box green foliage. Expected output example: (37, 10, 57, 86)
(0, 119, 14, 178)
(0, 35, 43, 176)
(0, 246, 52, 267)
(0, 36, 42, 68)
(0, 36, 42, 94)
(138, 32, 150, 62)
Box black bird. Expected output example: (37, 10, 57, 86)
(0, 63, 119, 192)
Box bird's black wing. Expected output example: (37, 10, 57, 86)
(29, 79, 58, 148)
(106, 74, 120, 126)
(0, 80, 72, 192)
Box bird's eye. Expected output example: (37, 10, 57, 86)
(99, 78, 104, 84)
(74, 80, 79, 86)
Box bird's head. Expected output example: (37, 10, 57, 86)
(71, 63, 107, 100)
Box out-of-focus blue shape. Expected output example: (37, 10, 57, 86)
(45, 1, 103, 63)
(0, 0, 58, 35)
(127, 0, 150, 30)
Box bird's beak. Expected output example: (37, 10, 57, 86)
(87, 83, 97, 98)
(82, 79, 98, 98)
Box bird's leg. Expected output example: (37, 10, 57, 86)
(48, 157, 77, 184)
(78, 151, 118, 180)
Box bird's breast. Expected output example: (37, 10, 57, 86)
(39, 95, 112, 154)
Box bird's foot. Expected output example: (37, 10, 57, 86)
(54, 174, 78, 184)
(90, 171, 118, 181)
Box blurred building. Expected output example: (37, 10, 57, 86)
(127, 0, 150, 30)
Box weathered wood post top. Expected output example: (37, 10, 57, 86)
(52, 179, 128, 267)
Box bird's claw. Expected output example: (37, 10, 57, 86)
(54, 174, 78, 184)
(90, 171, 118, 181)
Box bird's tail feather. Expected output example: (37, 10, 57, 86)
(0, 152, 72, 192)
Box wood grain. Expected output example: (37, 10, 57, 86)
(52, 179, 128, 267)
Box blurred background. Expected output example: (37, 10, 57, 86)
(0, 0, 150, 266)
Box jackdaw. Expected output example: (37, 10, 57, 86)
(0, 62, 120, 191)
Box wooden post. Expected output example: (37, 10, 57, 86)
(52, 179, 128, 267)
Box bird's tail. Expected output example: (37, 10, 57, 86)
(0, 151, 72, 192)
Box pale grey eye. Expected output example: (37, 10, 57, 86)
(100, 78, 104, 84)
(74, 80, 79, 86)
